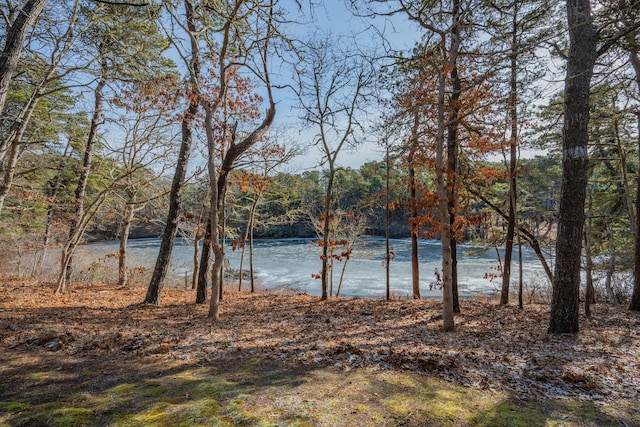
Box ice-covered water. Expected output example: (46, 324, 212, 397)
(75, 237, 551, 298)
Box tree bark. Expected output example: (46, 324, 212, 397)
(548, 0, 597, 334)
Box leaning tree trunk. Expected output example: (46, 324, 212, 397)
(469, 188, 554, 282)
(0, 78, 49, 214)
(57, 71, 106, 293)
(0, 0, 47, 127)
(0, 142, 20, 214)
(144, 102, 197, 304)
(548, 0, 597, 334)
(144, 0, 200, 305)
(37, 143, 71, 274)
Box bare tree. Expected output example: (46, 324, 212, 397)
(295, 38, 373, 301)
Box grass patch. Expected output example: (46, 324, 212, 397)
(50, 407, 95, 427)
(29, 371, 61, 380)
(0, 401, 29, 413)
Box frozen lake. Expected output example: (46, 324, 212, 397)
(75, 237, 551, 298)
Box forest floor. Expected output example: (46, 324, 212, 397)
(1, 275, 639, 426)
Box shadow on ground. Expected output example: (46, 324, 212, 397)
(1, 352, 637, 427)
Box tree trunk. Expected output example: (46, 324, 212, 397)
(517, 231, 523, 309)
(249, 196, 258, 293)
(628, 50, 640, 311)
(219, 187, 227, 301)
(144, 108, 195, 303)
(204, 104, 223, 318)
(238, 221, 249, 291)
(37, 143, 71, 274)
(549, 0, 597, 334)
(385, 146, 391, 301)
(409, 154, 421, 300)
(584, 234, 594, 318)
(144, 0, 200, 305)
(192, 234, 200, 290)
(437, 67, 454, 332)
(501, 4, 520, 306)
(0, 79, 48, 214)
(584, 189, 594, 317)
(0, 142, 21, 213)
(238, 191, 260, 293)
(196, 219, 211, 303)
(208, 241, 224, 318)
(191, 204, 205, 290)
(321, 165, 334, 301)
(118, 204, 135, 287)
(604, 227, 618, 304)
(409, 115, 421, 299)
(447, 0, 461, 314)
(0, 0, 47, 126)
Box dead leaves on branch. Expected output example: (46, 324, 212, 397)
(1, 276, 639, 403)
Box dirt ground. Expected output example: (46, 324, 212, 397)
(1, 275, 639, 426)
